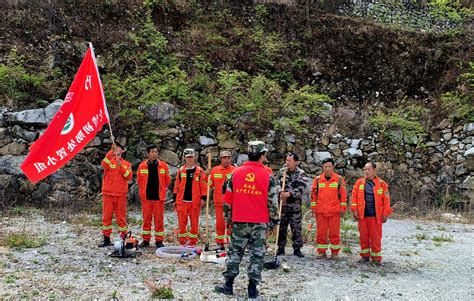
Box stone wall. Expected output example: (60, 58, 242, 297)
(0, 100, 472, 210)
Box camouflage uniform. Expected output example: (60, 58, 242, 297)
(222, 146, 279, 284)
(276, 167, 307, 249)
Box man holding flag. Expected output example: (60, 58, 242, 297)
(99, 143, 132, 247)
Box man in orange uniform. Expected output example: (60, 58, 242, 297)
(137, 144, 171, 249)
(209, 150, 236, 250)
(310, 157, 347, 259)
(173, 148, 207, 247)
(98, 143, 132, 247)
(351, 162, 392, 264)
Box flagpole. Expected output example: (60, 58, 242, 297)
(88, 42, 115, 144)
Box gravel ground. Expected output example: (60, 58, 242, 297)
(0, 208, 473, 300)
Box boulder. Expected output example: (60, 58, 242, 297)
(159, 149, 179, 166)
(313, 151, 332, 165)
(10, 125, 37, 142)
(0, 142, 27, 156)
(0, 127, 13, 147)
(237, 154, 249, 165)
(44, 99, 63, 122)
(219, 140, 238, 149)
(463, 123, 474, 133)
(343, 148, 362, 158)
(0, 155, 26, 175)
(145, 102, 177, 123)
(154, 128, 179, 138)
(464, 147, 474, 158)
(199, 136, 216, 146)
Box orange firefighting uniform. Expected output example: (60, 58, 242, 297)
(101, 150, 132, 238)
(137, 160, 171, 242)
(351, 177, 392, 262)
(173, 165, 207, 246)
(310, 172, 347, 254)
(210, 164, 236, 244)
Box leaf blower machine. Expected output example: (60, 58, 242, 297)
(110, 231, 138, 258)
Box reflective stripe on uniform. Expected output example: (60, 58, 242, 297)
(329, 183, 338, 188)
(371, 251, 382, 257)
(310, 202, 316, 206)
(102, 225, 113, 230)
(316, 244, 328, 249)
(142, 230, 151, 235)
(215, 234, 226, 239)
(154, 231, 165, 236)
(214, 174, 223, 179)
(340, 202, 347, 206)
(351, 203, 358, 207)
(180, 173, 186, 178)
(188, 233, 198, 238)
(318, 183, 326, 188)
(377, 188, 383, 195)
(359, 184, 365, 190)
(360, 248, 370, 254)
(139, 169, 148, 174)
(178, 233, 188, 238)
(124, 169, 130, 177)
(159, 169, 166, 174)
(118, 226, 128, 231)
(329, 244, 341, 249)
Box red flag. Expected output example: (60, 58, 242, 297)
(21, 44, 110, 183)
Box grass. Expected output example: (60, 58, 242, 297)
(415, 233, 429, 241)
(437, 225, 447, 231)
(2, 231, 47, 249)
(415, 225, 423, 230)
(146, 279, 174, 299)
(342, 246, 352, 254)
(432, 235, 454, 242)
(4, 274, 17, 284)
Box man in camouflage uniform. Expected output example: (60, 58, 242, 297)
(215, 141, 279, 299)
(276, 152, 307, 258)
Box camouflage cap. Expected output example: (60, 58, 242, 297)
(219, 150, 232, 158)
(183, 148, 196, 157)
(247, 140, 268, 155)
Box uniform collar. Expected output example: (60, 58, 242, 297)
(242, 161, 264, 168)
(320, 172, 338, 182)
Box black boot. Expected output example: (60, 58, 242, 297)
(293, 248, 305, 258)
(248, 280, 259, 299)
(155, 241, 164, 248)
(98, 235, 111, 248)
(276, 247, 285, 256)
(214, 277, 234, 295)
(138, 240, 150, 248)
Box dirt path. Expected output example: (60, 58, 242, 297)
(0, 208, 472, 299)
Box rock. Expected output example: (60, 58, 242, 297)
(159, 149, 179, 166)
(436, 119, 452, 129)
(398, 163, 408, 173)
(462, 176, 474, 190)
(0, 155, 26, 175)
(0, 107, 7, 127)
(313, 151, 332, 165)
(350, 139, 361, 148)
(4, 108, 47, 126)
(44, 99, 63, 122)
(88, 137, 102, 147)
(0, 142, 27, 156)
(328, 143, 338, 150)
(162, 139, 179, 152)
(0, 127, 13, 147)
(199, 136, 216, 146)
(237, 154, 249, 165)
(442, 132, 452, 141)
(332, 149, 342, 156)
(320, 136, 330, 146)
(287, 134, 296, 144)
(455, 164, 467, 176)
(463, 147, 474, 158)
(463, 123, 474, 133)
(440, 213, 461, 222)
(9, 125, 36, 142)
(405, 152, 413, 159)
(448, 138, 459, 145)
(343, 148, 362, 158)
(145, 102, 177, 123)
(465, 157, 474, 172)
(153, 128, 179, 138)
(219, 140, 238, 149)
